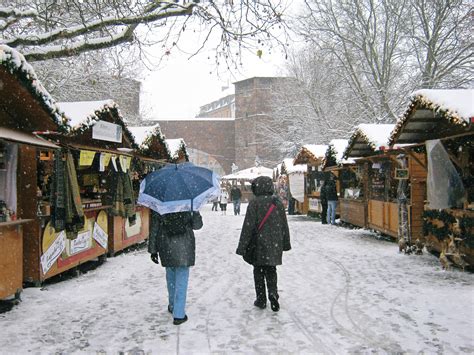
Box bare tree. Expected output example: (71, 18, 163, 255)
(404, 0, 473, 88)
(296, 0, 409, 123)
(0, 0, 290, 64)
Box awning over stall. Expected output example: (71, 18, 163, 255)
(0, 127, 59, 149)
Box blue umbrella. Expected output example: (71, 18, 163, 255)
(137, 162, 220, 215)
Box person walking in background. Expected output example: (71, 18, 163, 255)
(319, 179, 328, 224)
(236, 176, 291, 312)
(211, 195, 219, 211)
(219, 188, 229, 215)
(230, 185, 242, 215)
(325, 175, 338, 225)
(148, 210, 203, 325)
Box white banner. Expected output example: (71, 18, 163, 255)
(93, 222, 108, 250)
(288, 172, 305, 203)
(40, 231, 66, 275)
(70, 231, 91, 255)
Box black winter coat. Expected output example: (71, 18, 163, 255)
(236, 177, 291, 265)
(325, 180, 338, 201)
(148, 211, 203, 267)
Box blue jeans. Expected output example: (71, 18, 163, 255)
(327, 200, 337, 224)
(166, 267, 190, 319)
(233, 199, 241, 215)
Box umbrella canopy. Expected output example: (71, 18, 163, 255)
(137, 162, 220, 215)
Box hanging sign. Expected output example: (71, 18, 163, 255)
(40, 231, 66, 274)
(92, 120, 122, 143)
(79, 150, 96, 166)
(93, 222, 108, 249)
(100, 153, 112, 171)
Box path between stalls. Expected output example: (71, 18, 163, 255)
(0, 204, 473, 354)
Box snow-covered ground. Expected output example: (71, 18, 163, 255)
(1, 204, 473, 354)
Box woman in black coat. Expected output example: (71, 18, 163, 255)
(236, 176, 291, 312)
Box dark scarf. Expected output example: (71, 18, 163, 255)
(50, 150, 84, 239)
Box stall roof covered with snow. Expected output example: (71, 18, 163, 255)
(0, 45, 67, 133)
(343, 124, 395, 158)
(293, 144, 328, 166)
(389, 89, 474, 145)
(166, 138, 188, 163)
(58, 100, 137, 150)
(129, 124, 169, 161)
(281, 158, 307, 175)
(222, 165, 273, 181)
(322, 139, 355, 169)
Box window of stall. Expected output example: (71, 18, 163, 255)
(0, 140, 18, 221)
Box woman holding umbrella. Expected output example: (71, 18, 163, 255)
(148, 210, 202, 325)
(138, 162, 219, 325)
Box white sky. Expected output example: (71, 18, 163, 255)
(140, 46, 287, 119)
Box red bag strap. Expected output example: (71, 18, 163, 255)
(258, 203, 276, 232)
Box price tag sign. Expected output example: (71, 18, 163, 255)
(93, 222, 108, 250)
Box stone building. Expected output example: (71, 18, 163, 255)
(156, 76, 292, 174)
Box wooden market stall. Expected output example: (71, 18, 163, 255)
(388, 89, 474, 267)
(221, 165, 273, 202)
(278, 158, 307, 212)
(0, 45, 68, 294)
(55, 100, 151, 258)
(293, 144, 328, 215)
(322, 139, 364, 227)
(342, 124, 400, 236)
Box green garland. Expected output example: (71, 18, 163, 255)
(459, 216, 474, 248)
(423, 210, 474, 248)
(422, 210, 456, 241)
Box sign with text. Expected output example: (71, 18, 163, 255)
(92, 120, 122, 143)
(69, 231, 91, 255)
(40, 231, 66, 274)
(93, 222, 108, 250)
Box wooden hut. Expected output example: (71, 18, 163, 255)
(280, 158, 307, 213)
(343, 124, 400, 237)
(0, 45, 67, 294)
(129, 124, 188, 164)
(55, 100, 151, 258)
(221, 165, 273, 202)
(388, 89, 473, 267)
(322, 139, 363, 226)
(293, 144, 328, 215)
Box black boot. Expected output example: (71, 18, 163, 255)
(173, 315, 188, 325)
(253, 299, 266, 309)
(269, 295, 280, 312)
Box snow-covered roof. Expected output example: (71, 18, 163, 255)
(412, 89, 474, 122)
(0, 45, 67, 129)
(343, 124, 395, 159)
(58, 100, 115, 128)
(222, 165, 273, 181)
(293, 144, 328, 165)
(166, 138, 187, 160)
(389, 89, 474, 145)
(128, 124, 161, 147)
(156, 117, 235, 121)
(282, 158, 307, 174)
(328, 139, 355, 165)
